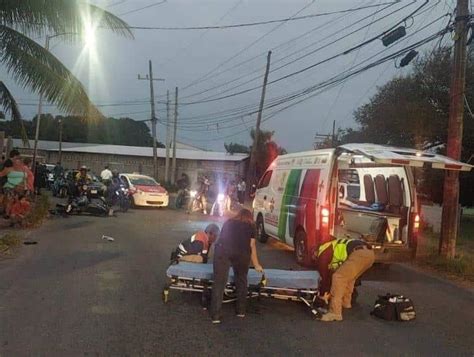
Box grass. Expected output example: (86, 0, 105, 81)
(23, 194, 50, 228)
(417, 216, 474, 282)
(0, 233, 21, 253)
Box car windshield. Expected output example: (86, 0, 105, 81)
(130, 177, 158, 186)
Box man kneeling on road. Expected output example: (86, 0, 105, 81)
(171, 224, 220, 263)
(316, 238, 375, 322)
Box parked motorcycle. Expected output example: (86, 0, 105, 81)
(175, 188, 190, 209)
(52, 175, 69, 198)
(111, 184, 133, 212)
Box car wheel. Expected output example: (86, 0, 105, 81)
(294, 229, 312, 267)
(256, 215, 268, 243)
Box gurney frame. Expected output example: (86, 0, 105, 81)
(162, 273, 322, 318)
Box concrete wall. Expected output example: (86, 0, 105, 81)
(22, 149, 247, 185)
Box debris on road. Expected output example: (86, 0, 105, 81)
(102, 235, 115, 242)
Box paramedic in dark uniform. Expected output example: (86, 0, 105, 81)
(209, 209, 263, 324)
(171, 224, 220, 263)
(316, 238, 375, 322)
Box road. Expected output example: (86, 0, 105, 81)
(0, 207, 473, 356)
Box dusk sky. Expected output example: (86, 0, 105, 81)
(1, 0, 454, 152)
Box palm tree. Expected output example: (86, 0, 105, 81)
(0, 0, 133, 122)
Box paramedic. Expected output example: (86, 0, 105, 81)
(171, 224, 220, 263)
(316, 238, 375, 322)
(210, 209, 263, 324)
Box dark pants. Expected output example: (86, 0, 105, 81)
(237, 191, 245, 204)
(210, 244, 250, 319)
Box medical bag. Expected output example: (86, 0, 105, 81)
(370, 294, 416, 321)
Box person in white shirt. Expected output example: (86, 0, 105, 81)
(100, 165, 112, 185)
(237, 178, 246, 204)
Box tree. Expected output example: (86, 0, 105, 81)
(1, 114, 165, 147)
(0, 1, 132, 123)
(225, 130, 286, 179)
(224, 142, 250, 155)
(340, 47, 474, 206)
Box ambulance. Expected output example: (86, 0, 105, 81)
(252, 144, 472, 265)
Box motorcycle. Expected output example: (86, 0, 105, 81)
(175, 188, 190, 209)
(60, 184, 112, 217)
(111, 184, 133, 212)
(210, 193, 225, 217)
(52, 175, 69, 198)
(187, 190, 205, 214)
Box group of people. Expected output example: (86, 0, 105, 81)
(173, 208, 375, 324)
(0, 150, 34, 226)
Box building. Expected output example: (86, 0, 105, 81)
(12, 139, 248, 185)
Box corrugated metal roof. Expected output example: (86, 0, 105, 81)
(11, 139, 247, 162)
(58, 144, 248, 162)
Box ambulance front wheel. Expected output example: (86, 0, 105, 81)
(256, 215, 268, 243)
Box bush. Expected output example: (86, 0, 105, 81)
(23, 194, 50, 227)
(0, 233, 20, 252)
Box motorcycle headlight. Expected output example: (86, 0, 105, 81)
(82, 185, 88, 191)
(190, 190, 197, 198)
(217, 193, 225, 201)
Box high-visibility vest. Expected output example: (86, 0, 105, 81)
(318, 238, 354, 270)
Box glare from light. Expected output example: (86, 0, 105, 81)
(84, 23, 96, 50)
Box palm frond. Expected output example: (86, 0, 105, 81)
(0, 25, 102, 119)
(0, 80, 22, 121)
(0, 0, 133, 38)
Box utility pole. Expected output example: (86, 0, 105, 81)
(32, 36, 49, 173)
(248, 51, 272, 184)
(440, 0, 469, 258)
(58, 118, 63, 164)
(171, 87, 178, 184)
(165, 90, 171, 184)
(331, 120, 336, 147)
(138, 60, 164, 180)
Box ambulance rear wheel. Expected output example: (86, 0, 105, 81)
(295, 230, 312, 267)
(256, 215, 268, 243)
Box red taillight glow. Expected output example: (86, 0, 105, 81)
(414, 214, 420, 230)
(321, 207, 330, 225)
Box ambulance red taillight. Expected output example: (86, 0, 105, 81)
(414, 214, 420, 230)
(321, 207, 330, 226)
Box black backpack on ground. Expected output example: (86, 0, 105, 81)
(371, 294, 416, 321)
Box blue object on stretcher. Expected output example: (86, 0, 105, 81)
(166, 262, 320, 290)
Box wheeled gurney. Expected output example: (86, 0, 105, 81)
(163, 262, 322, 317)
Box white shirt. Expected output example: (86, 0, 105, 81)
(101, 169, 112, 180)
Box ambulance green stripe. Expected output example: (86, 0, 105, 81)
(278, 169, 302, 240)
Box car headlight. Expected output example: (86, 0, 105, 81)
(217, 193, 225, 201)
(190, 190, 197, 198)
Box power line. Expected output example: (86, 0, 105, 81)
(118, 0, 167, 16)
(128, 2, 398, 30)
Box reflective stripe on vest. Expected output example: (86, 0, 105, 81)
(318, 238, 353, 270)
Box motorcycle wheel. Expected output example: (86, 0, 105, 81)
(120, 197, 130, 213)
(175, 194, 183, 209)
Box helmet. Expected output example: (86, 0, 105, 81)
(205, 224, 220, 242)
(112, 169, 119, 177)
(80, 165, 87, 171)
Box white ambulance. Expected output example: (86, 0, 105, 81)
(252, 144, 472, 266)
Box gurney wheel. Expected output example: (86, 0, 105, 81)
(162, 288, 169, 304)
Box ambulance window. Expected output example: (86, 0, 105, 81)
(258, 171, 272, 189)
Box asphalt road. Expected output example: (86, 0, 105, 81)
(0, 207, 473, 356)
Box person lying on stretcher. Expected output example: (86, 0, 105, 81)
(170, 224, 220, 264)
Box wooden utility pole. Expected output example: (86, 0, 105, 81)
(440, 0, 469, 258)
(248, 51, 272, 184)
(138, 60, 164, 180)
(171, 87, 178, 184)
(58, 118, 63, 164)
(331, 120, 336, 147)
(165, 90, 171, 183)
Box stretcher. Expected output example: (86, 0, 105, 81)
(163, 262, 322, 317)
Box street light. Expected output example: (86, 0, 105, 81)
(32, 28, 96, 172)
